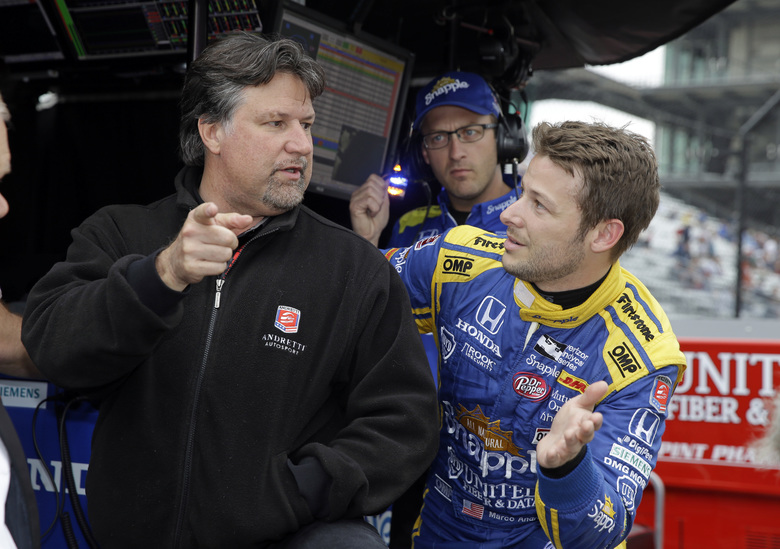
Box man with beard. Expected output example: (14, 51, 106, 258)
(383, 121, 686, 548)
(21, 34, 438, 548)
(349, 72, 527, 548)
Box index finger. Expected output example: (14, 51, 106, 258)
(190, 202, 220, 225)
(214, 212, 255, 234)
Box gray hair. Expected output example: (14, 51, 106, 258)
(179, 32, 326, 166)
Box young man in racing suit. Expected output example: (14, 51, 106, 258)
(383, 121, 686, 548)
(350, 71, 528, 546)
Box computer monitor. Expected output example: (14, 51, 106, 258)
(0, 0, 64, 65)
(274, 2, 414, 200)
(2, 0, 264, 63)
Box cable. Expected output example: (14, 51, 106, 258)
(58, 395, 101, 549)
(31, 396, 63, 540)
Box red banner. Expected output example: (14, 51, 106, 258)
(635, 337, 780, 548)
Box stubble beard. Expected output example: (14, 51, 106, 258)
(262, 159, 309, 211)
(502, 235, 585, 285)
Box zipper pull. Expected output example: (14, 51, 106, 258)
(215, 279, 224, 308)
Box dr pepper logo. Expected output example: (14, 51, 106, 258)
(274, 305, 301, 334)
(513, 372, 550, 401)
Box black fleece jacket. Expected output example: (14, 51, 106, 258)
(22, 166, 439, 548)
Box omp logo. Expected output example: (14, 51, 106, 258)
(628, 409, 660, 445)
(473, 236, 504, 250)
(512, 372, 550, 401)
(440, 327, 456, 360)
(608, 343, 644, 377)
(557, 371, 588, 393)
(442, 254, 473, 276)
(475, 296, 506, 335)
(534, 334, 567, 361)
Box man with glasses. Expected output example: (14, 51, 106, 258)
(349, 71, 522, 248)
(350, 72, 524, 548)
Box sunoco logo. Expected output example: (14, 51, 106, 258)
(512, 372, 550, 401)
(442, 254, 473, 276)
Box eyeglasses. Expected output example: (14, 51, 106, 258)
(421, 123, 498, 150)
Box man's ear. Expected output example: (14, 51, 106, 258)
(198, 118, 222, 155)
(591, 219, 624, 253)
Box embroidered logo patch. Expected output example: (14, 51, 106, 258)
(650, 375, 672, 413)
(274, 306, 300, 334)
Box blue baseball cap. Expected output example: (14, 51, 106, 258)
(413, 71, 501, 131)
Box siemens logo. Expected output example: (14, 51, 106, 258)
(0, 380, 48, 409)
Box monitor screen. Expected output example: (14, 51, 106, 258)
(276, 4, 413, 200)
(0, 0, 64, 64)
(51, 0, 263, 60)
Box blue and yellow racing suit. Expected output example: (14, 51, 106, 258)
(384, 226, 686, 549)
(388, 186, 517, 248)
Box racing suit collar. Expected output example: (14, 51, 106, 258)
(513, 262, 622, 328)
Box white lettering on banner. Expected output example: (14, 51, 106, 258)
(676, 351, 780, 397)
(659, 441, 709, 460)
(28, 459, 88, 496)
(666, 395, 740, 423)
(659, 441, 780, 467)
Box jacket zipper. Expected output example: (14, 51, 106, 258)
(171, 226, 276, 547)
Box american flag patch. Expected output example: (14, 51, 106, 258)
(461, 500, 484, 519)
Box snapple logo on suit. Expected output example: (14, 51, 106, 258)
(275, 306, 300, 334)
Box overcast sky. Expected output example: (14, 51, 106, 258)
(528, 46, 665, 144)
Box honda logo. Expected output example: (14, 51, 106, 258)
(475, 296, 506, 335)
